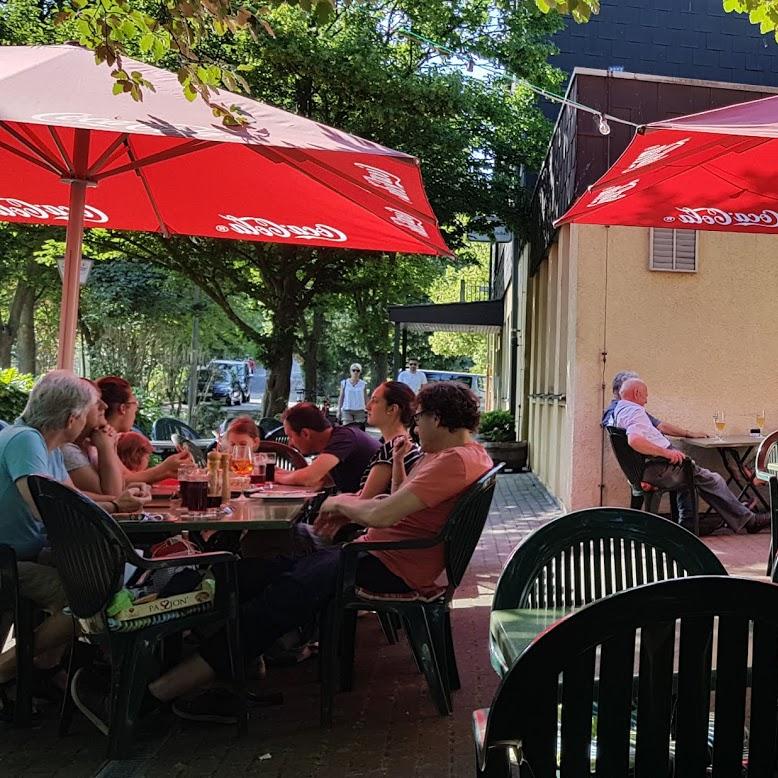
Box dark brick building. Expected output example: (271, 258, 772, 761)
(550, 0, 778, 88)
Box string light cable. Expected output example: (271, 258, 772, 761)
(399, 28, 640, 135)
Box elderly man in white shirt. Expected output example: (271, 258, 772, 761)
(614, 378, 769, 534)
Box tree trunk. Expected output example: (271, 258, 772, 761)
(370, 348, 388, 387)
(264, 337, 294, 417)
(0, 281, 29, 369)
(16, 285, 35, 375)
(301, 307, 324, 402)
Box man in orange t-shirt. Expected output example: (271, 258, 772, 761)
(315, 381, 493, 594)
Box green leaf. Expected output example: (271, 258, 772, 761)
(112, 82, 124, 95)
(139, 33, 155, 53)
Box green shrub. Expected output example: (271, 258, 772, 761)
(479, 410, 515, 443)
(0, 368, 33, 424)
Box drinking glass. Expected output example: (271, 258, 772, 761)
(177, 462, 197, 509)
(264, 453, 277, 487)
(251, 453, 266, 485)
(756, 409, 766, 433)
(188, 470, 209, 512)
(230, 444, 254, 476)
(713, 410, 726, 440)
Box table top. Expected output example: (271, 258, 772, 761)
(150, 438, 214, 451)
(117, 496, 309, 533)
(684, 434, 763, 449)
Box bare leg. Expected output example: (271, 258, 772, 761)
(0, 613, 73, 683)
(147, 654, 215, 703)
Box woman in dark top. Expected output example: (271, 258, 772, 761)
(359, 381, 423, 498)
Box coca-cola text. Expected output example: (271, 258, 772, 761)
(0, 198, 108, 223)
(215, 215, 348, 242)
(673, 207, 778, 228)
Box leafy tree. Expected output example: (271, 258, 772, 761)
(427, 242, 490, 373)
(536, 0, 778, 40)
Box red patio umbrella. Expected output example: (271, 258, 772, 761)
(556, 94, 778, 235)
(0, 45, 450, 370)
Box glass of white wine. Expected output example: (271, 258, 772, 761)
(756, 409, 766, 434)
(713, 410, 726, 440)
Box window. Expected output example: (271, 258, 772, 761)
(649, 229, 697, 272)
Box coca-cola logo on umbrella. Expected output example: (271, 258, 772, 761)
(215, 215, 348, 242)
(664, 207, 778, 228)
(0, 198, 108, 223)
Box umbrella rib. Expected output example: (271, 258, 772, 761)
(0, 137, 65, 176)
(247, 146, 448, 255)
(0, 122, 66, 175)
(87, 133, 130, 177)
(125, 137, 171, 238)
(47, 126, 73, 172)
(93, 140, 216, 180)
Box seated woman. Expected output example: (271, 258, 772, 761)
(97, 376, 189, 484)
(359, 381, 423, 498)
(62, 379, 124, 500)
(117, 431, 154, 473)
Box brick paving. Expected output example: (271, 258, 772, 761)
(1, 474, 770, 777)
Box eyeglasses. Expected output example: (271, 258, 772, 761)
(125, 399, 139, 408)
(351, 368, 361, 373)
(412, 410, 432, 425)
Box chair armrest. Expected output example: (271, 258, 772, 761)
(128, 550, 238, 570)
(341, 537, 441, 554)
(756, 430, 778, 480)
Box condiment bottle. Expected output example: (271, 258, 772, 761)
(207, 451, 221, 502)
(221, 452, 232, 504)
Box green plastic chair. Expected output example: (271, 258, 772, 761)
(489, 507, 727, 677)
(475, 576, 777, 778)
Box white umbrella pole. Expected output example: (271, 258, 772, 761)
(56, 130, 90, 372)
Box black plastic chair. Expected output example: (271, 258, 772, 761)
(320, 464, 503, 726)
(755, 430, 778, 576)
(605, 425, 699, 535)
(27, 476, 246, 758)
(150, 417, 198, 442)
(475, 576, 778, 778)
(489, 507, 727, 677)
(0, 419, 9, 430)
(0, 544, 35, 727)
(264, 426, 289, 445)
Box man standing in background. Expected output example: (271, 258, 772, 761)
(397, 358, 427, 395)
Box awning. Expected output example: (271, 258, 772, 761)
(389, 300, 503, 334)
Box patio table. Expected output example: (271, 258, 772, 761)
(683, 434, 768, 512)
(117, 489, 317, 534)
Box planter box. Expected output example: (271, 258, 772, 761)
(480, 440, 528, 472)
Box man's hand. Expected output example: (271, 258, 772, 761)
(313, 509, 350, 541)
(665, 449, 685, 465)
(114, 485, 152, 513)
(689, 430, 709, 439)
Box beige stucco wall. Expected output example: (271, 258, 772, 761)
(544, 223, 778, 511)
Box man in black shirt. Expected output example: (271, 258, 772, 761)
(274, 403, 379, 492)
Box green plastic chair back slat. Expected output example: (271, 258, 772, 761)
(476, 577, 778, 778)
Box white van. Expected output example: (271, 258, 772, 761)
(422, 370, 486, 405)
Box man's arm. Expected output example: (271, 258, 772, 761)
(319, 488, 426, 529)
(274, 453, 339, 487)
(627, 432, 684, 464)
(657, 421, 708, 439)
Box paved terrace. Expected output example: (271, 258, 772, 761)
(1, 474, 770, 777)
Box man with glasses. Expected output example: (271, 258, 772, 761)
(337, 362, 368, 427)
(397, 358, 427, 395)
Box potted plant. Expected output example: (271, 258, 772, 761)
(477, 410, 527, 472)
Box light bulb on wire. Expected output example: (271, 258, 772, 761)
(594, 113, 611, 136)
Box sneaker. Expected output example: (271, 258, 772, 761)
(71, 667, 109, 735)
(746, 513, 772, 534)
(172, 687, 243, 725)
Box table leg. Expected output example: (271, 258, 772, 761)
(717, 446, 769, 512)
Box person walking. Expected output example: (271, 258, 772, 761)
(337, 363, 368, 427)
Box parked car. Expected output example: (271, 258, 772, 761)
(197, 363, 246, 406)
(207, 359, 251, 404)
(423, 370, 486, 405)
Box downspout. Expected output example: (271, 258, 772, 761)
(598, 226, 610, 506)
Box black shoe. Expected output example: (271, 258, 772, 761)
(172, 687, 243, 725)
(746, 513, 771, 534)
(71, 667, 109, 735)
